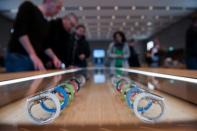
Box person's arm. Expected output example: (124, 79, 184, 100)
(108, 43, 118, 58)
(14, 2, 45, 70)
(84, 41, 91, 58)
(123, 43, 130, 59)
(19, 35, 46, 70)
(79, 41, 91, 60)
(45, 48, 62, 68)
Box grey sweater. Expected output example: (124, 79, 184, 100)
(107, 42, 130, 68)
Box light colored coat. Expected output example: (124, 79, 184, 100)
(107, 42, 130, 68)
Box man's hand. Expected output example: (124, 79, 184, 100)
(19, 35, 45, 70)
(116, 55, 124, 59)
(79, 54, 86, 60)
(52, 57, 62, 69)
(45, 48, 62, 69)
(30, 54, 46, 70)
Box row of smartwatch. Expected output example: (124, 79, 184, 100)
(26, 75, 86, 124)
(111, 76, 165, 123)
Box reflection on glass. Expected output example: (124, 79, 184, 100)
(45, 75, 62, 90)
(93, 69, 106, 84)
(94, 73, 106, 84)
(26, 78, 44, 96)
(0, 68, 196, 128)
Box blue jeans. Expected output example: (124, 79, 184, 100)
(186, 57, 197, 70)
(5, 53, 34, 72)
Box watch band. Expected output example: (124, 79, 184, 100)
(26, 91, 61, 124)
(40, 86, 68, 112)
(133, 92, 165, 123)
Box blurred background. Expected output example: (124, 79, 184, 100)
(0, 0, 196, 72)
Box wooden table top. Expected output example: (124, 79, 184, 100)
(0, 75, 196, 129)
(0, 70, 60, 81)
(0, 68, 196, 130)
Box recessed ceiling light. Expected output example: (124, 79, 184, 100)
(135, 22, 139, 26)
(166, 6, 170, 11)
(110, 22, 114, 26)
(112, 15, 116, 20)
(147, 22, 152, 26)
(79, 6, 83, 11)
(114, 6, 119, 11)
(141, 15, 145, 20)
(126, 15, 130, 20)
(132, 6, 136, 10)
(122, 22, 126, 26)
(97, 6, 101, 11)
(149, 6, 153, 10)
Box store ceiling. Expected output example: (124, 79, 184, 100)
(0, 0, 196, 41)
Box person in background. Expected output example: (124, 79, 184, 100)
(5, 0, 63, 72)
(149, 39, 161, 67)
(69, 24, 91, 68)
(128, 39, 140, 67)
(145, 50, 152, 67)
(107, 31, 130, 69)
(47, 13, 78, 68)
(186, 15, 197, 70)
(0, 51, 4, 67)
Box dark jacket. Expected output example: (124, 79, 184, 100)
(128, 46, 140, 67)
(70, 36, 91, 67)
(47, 19, 72, 66)
(186, 25, 197, 57)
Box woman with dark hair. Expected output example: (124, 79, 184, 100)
(107, 31, 130, 70)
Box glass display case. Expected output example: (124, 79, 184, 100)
(0, 68, 196, 131)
